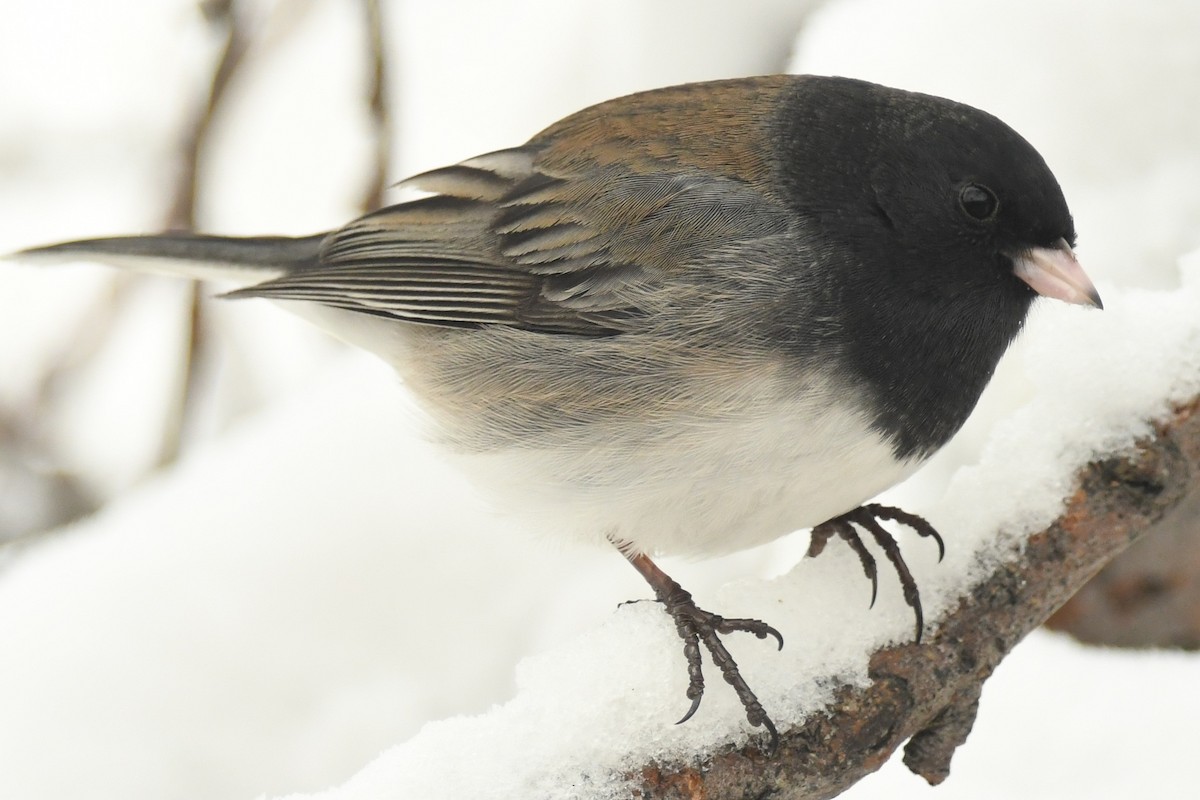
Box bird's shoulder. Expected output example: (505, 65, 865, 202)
(528, 75, 797, 190)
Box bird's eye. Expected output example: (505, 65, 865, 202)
(959, 183, 999, 222)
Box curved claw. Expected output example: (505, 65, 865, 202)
(929, 528, 946, 562)
(852, 510, 927, 643)
(824, 519, 879, 609)
(870, 504, 946, 562)
(676, 694, 703, 726)
(717, 617, 784, 651)
(761, 716, 781, 756)
(761, 625, 785, 651)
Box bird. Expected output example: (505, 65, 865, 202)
(13, 74, 1101, 750)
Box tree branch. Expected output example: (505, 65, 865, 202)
(1046, 478, 1200, 649)
(359, 0, 393, 213)
(156, 0, 254, 469)
(632, 397, 1200, 799)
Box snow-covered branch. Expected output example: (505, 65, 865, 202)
(633, 398, 1200, 799)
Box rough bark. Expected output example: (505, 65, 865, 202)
(1046, 482, 1200, 649)
(632, 397, 1200, 800)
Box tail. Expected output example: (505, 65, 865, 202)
(12, 232, 327, 287)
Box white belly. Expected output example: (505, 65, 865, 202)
(449, 392, 920, 557)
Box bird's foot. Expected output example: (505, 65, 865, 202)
(614, 542, 783, 753)
(660, 580, 783, 751)
(808, 503, 945, 642)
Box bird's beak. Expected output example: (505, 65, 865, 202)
(1010, 238, 1103, 309)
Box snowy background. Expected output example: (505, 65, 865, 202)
(1, 0, 1199, 798)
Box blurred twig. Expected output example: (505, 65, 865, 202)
(360, 0, 393, 212)
(0, 275, 141, 548)
(3, 0, 393, 547)
(158, 0, 394, 465)
(156, 0, 255, 468)
(166, 0, 252, 231)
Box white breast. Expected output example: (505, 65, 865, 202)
(447, 379, 921, 558)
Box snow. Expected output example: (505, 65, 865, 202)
(1, 1, 1198, 799)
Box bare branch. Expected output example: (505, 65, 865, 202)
(166, 0, 251, 232)
(360, 0, 393, 212)
(631, 398, 1200, 799)
(156, 0, 253, 468)
(0, 274, 143, 542)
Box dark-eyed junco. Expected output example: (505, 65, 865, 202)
(15, 75, 1101, 749)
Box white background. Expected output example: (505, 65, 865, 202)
(1, 1, 1198, 798)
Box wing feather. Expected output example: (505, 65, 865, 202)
(231, 125, 795, 337)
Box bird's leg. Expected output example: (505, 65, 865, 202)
(809, 504, 945, 642)
(610, 536, 783, 752)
